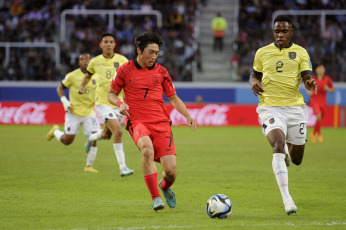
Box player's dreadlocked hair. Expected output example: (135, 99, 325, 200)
(274, 15, 295, 29)
(135, 32, 163, 57)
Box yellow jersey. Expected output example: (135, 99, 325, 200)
(87, 54, 128, 107)
(62, 68, 96, 117)
(253, 42, 312, 106)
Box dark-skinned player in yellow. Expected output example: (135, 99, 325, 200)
(249, 15, 317, 215)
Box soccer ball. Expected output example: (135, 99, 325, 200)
(206, 194, 232, 219)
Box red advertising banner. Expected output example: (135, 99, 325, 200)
(0, 102, 338, 127)
(167, 104, 336, 127)
(166, 104, 259, 126)
(306, 105, 337, 127)
(0, 102, 65, 125)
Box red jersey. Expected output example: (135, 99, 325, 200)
(110, 60, 176, 124)
(310, 75, 334, 106)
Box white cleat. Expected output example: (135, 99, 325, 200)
(284, 198, 297, 215)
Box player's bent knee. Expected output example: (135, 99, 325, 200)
(61, 136, 74, 145)
(292, 158, 303, 165)
(164, 168, 177, 179)
(272, 141, 285, 153)
(141, 147, 154, 161)
(62, 141, 73, 145)
(113, 130, 123, 138)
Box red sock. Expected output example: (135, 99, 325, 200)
(160, 178, 175, 190)
(312, 124, 317, 135)
(144, 172, 160, 200)
(315, 120, 321, 135)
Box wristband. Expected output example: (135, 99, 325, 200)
(60, 96, 71, 112)
(116, 100, 123, 108)
(60, 96, 69, 105)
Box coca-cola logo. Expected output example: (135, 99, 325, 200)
(0, 102, 48, 124)
(170, 104, 229, 126)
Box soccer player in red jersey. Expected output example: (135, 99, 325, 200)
(108, 32, 197, 211)
(307, 63, 334, 143)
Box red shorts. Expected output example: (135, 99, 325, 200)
(310, 101, 325, 117)
(126, 121, 176, 162)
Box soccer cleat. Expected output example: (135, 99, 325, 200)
(318, 135, 324, 143)
(284, 198, 297, 215)
(46, 125, 59, 141)
(152, 197, 165, 211)
(311, 133, 316, 143)
(159, 179, 176, 208)
(120, 168, 134, 177)
(84, 166, 98, 173)
(84, 132, 92, 153)
(284, 143, 291, 167)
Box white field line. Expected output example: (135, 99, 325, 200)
(53, 221, 346, 230)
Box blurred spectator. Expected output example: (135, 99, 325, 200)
(194, 43, 203, 72)
(195, 95, 203, 104)
(0, 0, 198, 82)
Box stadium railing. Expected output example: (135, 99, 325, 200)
(272, 9, 346, 35)
(60, 9, 162, 42)
(0, 42, 60, 68)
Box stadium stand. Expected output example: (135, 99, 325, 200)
(0, 0, 345, 82)
(0, 0, 198, 81)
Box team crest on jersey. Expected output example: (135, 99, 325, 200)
(114, 62, 120, 68)
(153, 75, 159, 86)
(288, 52, 296, 59)
(92, 79, 96, 85)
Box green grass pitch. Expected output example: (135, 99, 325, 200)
(0, 125, 345, 229)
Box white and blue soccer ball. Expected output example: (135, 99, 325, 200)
(206, 194, 232, 219)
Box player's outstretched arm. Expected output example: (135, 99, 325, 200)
(108, 87, 130, 117)
(249, 72, 264, 96)
(78, 73, 91, 94)
(168, 94, 197, 131)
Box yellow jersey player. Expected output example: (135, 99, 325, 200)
(46, 53, 100, 173)
(249, 15, 317, 215)
(79, 33, 134, 177)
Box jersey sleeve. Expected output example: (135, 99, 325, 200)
(61, 73, 72, 88)
(327, 76, 334, 89)
(110, 67, 124, 93)
(86, 58, 95, 75)
(162, 68, 176, 97)
(252, 49, 263, 73)
(300, 49, 313, 76)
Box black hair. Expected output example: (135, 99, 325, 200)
(314, 62, 325, 69)
(101, 33, 116, 41)
(135, 32, 163, 57)
(79, 53, 91, 59)
(274, 15, 294, 28)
